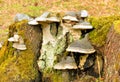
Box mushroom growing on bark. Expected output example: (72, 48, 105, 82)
(75, 10, 93, 37)
(28, 19, 39, 25)
(61, 11, 82, 40)
(36, 12, 60, 45)
(8, 34, 20, 42)
(13, 36, 27, 50)
(66, 34, 95, 70)
(54, 56, 77, 70)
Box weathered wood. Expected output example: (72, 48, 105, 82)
(104, 25, 120, 82)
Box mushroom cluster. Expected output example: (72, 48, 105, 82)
(66, 34, 95, 70)
(28, 12, 60, 45)
(8, 33, 27, 50)
(28, 10, 95, 71)
(53, 10, 96, 71)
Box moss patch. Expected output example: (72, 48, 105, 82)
(88, 15, 120, 47)
(113, 20, 120, 34)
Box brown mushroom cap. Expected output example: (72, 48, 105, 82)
(66, 34, 95, 54)
(54, 56, 77, 70)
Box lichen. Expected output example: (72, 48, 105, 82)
(88, 15, 120, 47)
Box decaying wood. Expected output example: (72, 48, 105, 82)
(104, 26, 120, 82)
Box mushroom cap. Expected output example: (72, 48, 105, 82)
(64, 56, 77, 69)
(13, 43, 27, 50)
(14, 13, 34, 22)
(8, 37, 15, 42)
(62, 15, 78, 22)
(72, 22, 93, 29)
(35, 12, 50, 23)
(66, 34, 95, 54)
(35, 17, 47, 22)
(54, 56, 77, 70)
(46, 17, 60, 23)
(8, 34, 20, 42)
(28, 19, 39, 25)
(80, 10, 88, 18)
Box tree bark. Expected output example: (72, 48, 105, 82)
(104, 26, 120, 82)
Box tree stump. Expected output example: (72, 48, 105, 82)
(0, 20, 42, 82)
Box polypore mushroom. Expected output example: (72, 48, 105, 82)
(62, 15, 78, 22)
(8, 34, 20, 42)
(72, 21, 93, 30)
(12, 36, 27, 50)
(28, 19, 39, 25)
(54, 56, 77, 70)
(36, 12, 60, 45)
(46, 17, 60, 23)
(66, 34, 95, 70)
(77, 10, 88, 22)
(66, 34, 95, 54)
(35, 12, 50, 24)
(62, 11, 78, 26)
(61, 11, 81, 40)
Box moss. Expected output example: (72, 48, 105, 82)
(43, 71, 66, 82)
(88, 15, 120, 47)
(113, 20, 120, 34)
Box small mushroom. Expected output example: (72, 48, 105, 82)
(35, 12, 50, 24)
(12, 37, 27, 50)
(80, 10, 88, 18)
(13, 43, 26, 50)
(61, 11, 82, 40)
(8, 34, 20, 42)
(62, 11, 78, 27)
(54, 56, 77, 70)
(64, 56, 77, 69)
(72, 21, 93, 30)
(28, 19, 39, 25)
(62, 15, 78, 22)
(66, 34, 95, 54)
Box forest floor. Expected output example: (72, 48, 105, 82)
(0, 0, 120, 41)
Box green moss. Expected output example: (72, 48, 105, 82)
(88, 15, 120, 47)
(113, 20, 120, 34)
(43, 71, 65, 82)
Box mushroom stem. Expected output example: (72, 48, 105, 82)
(42, 24, 55, 45)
